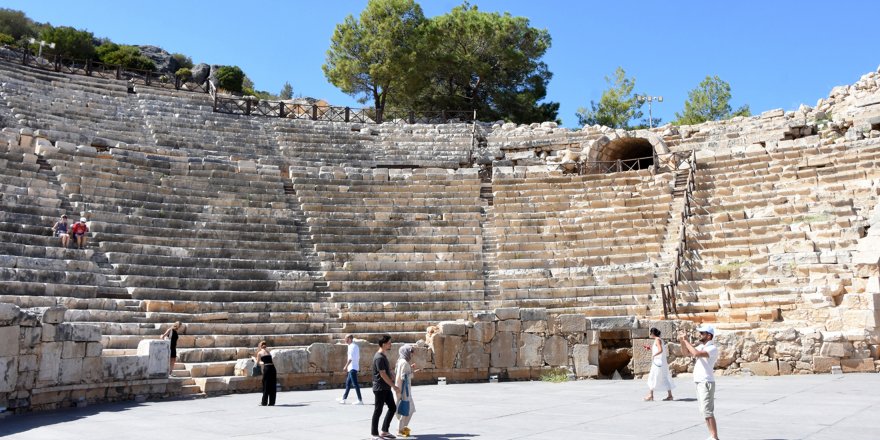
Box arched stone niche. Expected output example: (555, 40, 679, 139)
(584, 130, 670, 171)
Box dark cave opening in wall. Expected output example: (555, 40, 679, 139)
(599, 138, 655, 171)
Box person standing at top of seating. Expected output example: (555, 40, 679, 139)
(70, 217, 89, 249)
(51, 215, 70, 248)
(679, 325, 720, 440)
(255, 340, 277, 406)
(338, 334, 364, 405)
(371, 334, 400, 440)
(160, 321, 180, 377)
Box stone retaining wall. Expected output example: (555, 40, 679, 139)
(0, 303, 173, 413)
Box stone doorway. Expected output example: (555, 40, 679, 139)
(598, 137, 655, 170)
(597, 330, 634, 378)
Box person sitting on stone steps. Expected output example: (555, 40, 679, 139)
(70, 217, 89, 249)
(51, 214, 70, 248)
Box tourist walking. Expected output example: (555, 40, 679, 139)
(395, 344, 417, 437)
(255, 341, 277, 406)
(644, 327, 674, 401)
(160, 321, 180, 377)
(338, 334, 364, 405)
(679, 325, 720, 440)
(371, 334, 399, 440)
(51, 215, 70, 248)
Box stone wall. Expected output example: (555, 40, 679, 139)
(0, 303, 174, 413)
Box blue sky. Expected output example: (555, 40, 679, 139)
(4, 1, 879, 127)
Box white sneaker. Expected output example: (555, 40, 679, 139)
(336, 397, 347, 404)
(352, 400, 364, 405)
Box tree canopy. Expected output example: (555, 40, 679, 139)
(39, 26, 95, 60)
(323, 0, 426, 111)
(575, 67, 644, 129)
(674, 75, 750, 125)
(215, 66, 245, 93)
(96, 43, 155, 71)
(324, 0, 558, 123)
(279, 81, 293, 100)
(0, 8, 36, 41)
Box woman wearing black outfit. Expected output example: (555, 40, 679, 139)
(255, 341, 276, 406)
(160, 321, 180, 377)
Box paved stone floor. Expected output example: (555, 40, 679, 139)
(2, 373, 879, 439)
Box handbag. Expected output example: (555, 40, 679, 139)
(252, 364, 262, 376)
(652, 356, 663, 367)
(397, 375, 411, 416)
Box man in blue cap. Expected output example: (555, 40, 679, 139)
(679, 324, 720, 440)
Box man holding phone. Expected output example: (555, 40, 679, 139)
(679, 324, 720, 440)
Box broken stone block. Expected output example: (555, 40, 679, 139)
(543, 335, 568, 366)
(438, 321, 467, 336)
(517, 332, 543, 367)
(469, 321, 496, 343)
(490, 332, 517, 368)
(573, 344, 599, 378)
(555, 314, 586, 334)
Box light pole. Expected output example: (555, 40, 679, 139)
(635, 94, 663, 129)
(28, 38, 55, 60)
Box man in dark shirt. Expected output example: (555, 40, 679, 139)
(371, 334, 400, 439)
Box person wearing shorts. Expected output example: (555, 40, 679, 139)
(52, 215, 70, 248)
(679, 324, 720, 440)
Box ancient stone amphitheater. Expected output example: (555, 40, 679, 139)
(1, 55, 879, 412)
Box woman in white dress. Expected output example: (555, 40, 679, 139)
(644, 327, 675, 401)
(395, 344, 417, 437)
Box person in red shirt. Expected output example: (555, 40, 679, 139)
(71, 217, 89, 249)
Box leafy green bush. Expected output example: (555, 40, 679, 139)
(172, 53, 192, 70)
(175, 67, 192, 81)
(0, 32, 14, 46)
(215, 65, 245, 93)
(96, 43, 155, 70)
(0, 8, 36, 41)
(39, 26, 95, 60)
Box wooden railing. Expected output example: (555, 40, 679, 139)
(211, 93, 477, 125)
(0, 45, 209, 93)
(661, 150, 698, 318)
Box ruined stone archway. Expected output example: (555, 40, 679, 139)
(584, 131, 670, 172)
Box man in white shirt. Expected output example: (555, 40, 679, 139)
(679, 324, 720, 440)
(337, 334, 364, 405)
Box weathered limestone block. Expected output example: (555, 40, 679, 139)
(308, 343, 346, 373)
(60, 358, 83, 384)
(460, 341, 490, 369)
(37, 307, 66, 324)
(543, 336, 568, 367)
(812, 356, 840, 373)
(272, 348, 309, 374)
(0, 325, 20, 356)
(469, 321, 496, 343)
(41, 324, 55, 342)
(439, 321, 467, 337)
(555, 314, 586, 334)
(631, 338, 653, 375)
(85, 342, 102, 357)
(840, 358, 875, 373)
(0, 303, 19, 325)
(55, 323, 101, 342)
(819, 342, 851, 358)
(0, 356, 17, 392)
(490, 332, 517, 368)
(80, 357, 103, 383)
(742, 361, 779, 376)
(235, 358, 256, 376)
(497, 319, 521, 333)
(520, 308, 547, 321)
(137, 339, 170, 377)
(37, 341, 62, 384)
(572, 345, 599, 378)
(587, 316, 637, 330)
(517, 332, 544, 367)
(494, 308, 520, 320)
(104, 356, 147, 381)
(412, 345, 433, 371)
(433, 334, 463, 368)
(714, 332, 743, 368)
(522, 320, 548, 333)
(62, 341, 86, 359)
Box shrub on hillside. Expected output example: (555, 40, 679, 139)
(96, 43, 156, 71)
(175, 67, 192, 81)
(0, 32, 14, 46)
(172, 53, 193, 70)
(39, 26, 95, 60)
(215, 65, 245, 93)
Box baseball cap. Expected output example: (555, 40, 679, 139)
(79, 217, 87, 222)
(696, 324, 715, 335)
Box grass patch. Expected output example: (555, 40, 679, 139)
(540, 368, 571, 383)
(796, 213, 833, 223)
(714, 259, 749, 272)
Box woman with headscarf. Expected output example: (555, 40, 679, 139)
(394, 344, 417, 437)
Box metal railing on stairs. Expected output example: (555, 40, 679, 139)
(660, 150, 697, 318)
